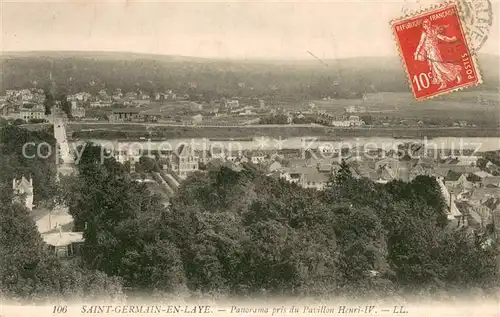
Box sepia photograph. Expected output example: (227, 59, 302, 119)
(1, 0, 500, 316)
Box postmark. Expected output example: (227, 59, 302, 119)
(400, 0, 493, 53)
(457, 0, 493, 52)
(391, 2, 482, 101)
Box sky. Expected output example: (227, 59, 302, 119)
(1, 0, 499, 60)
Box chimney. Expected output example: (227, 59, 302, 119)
(29, 175, 33, 187)
(12, 178, 16, 190)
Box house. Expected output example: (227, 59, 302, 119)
(109, 108, 144, 122)
(12, 176, 34, 211)
(41, 228, 84, 258)
(456, 156, 480, 166)
(350, 161, 378, 180)
(90, 101, 112, 108)
(225, 99, 240, 109)
(303, 171, 330, 190)
(191, 114, 203, 124)
(173, 144, 199, 179)
(409, 159, 434, 179)
(268, 161, 283, 173)
(318, 144, 339, 156)
(474, 171, 494, 179)
(190, 102, 203, 111)
(465, 187, 500, 205)
(455, 202, 486, 228)
(72, 107, 86, 118)
(68, 92, 91, 102)
(348, 116, 365, 126)
(375, 158, 400, 170)
(486, 161, 499, 170)
(317, 162, 339, 175)
(434, 165, 481, 177)
(345, 106, 366, 113)
(280, 166, 330, 190)
(280, 168, 304, 185)
(234, 155, 249, 165)
(330, 120, 351, 127)
(482, 177, 500, 188)
(124, 92, 138, 100)
(375, 158, 411, 182)
(444, 172, 472, 189)
(131, 99, 151, 106)
(249, 151, 267, 164)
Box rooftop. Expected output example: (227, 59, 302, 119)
(13, 176, 33, 194)
(303, 170, 330, 183)
(444, 172, 464, 182)
(469, 188, 500, 203)
(473, 171, 493, 179)
(483, 176, 500, 186)
(41, 231, 84, 247)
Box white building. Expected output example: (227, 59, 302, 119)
(42, 228, 84, 258)
(173, 144, 199, 179)
(345, 106, 366, 113)
(20, 104, 47, 121)
(13, 176, 34, 211)
(330, 120, 351, 127)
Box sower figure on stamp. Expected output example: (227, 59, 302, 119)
(414, 19, 462, 90)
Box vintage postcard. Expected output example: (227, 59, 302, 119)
(0, 0, 499, 316)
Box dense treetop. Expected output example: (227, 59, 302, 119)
(59, 142, 500, 299)
(1, 124, 499, 302)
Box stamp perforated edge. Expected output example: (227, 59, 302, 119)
(390, 1, 483, 101)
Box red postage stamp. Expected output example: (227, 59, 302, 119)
(391, 2, 482, 101)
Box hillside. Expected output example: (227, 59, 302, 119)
(1, 51, 498, 100)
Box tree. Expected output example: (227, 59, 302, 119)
(60, 142, 186, 293)
(0, 125, 58, 203)
(0, 200, 124, 303)
(60, 98, 72, 119)
(43, 91, 54, 115)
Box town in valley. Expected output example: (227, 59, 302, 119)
(1, 0, 500, 308)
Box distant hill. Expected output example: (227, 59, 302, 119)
(0, 51, 498, 99)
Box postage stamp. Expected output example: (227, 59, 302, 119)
(391, 2, 482, 101)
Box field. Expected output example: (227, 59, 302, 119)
(311, 92, 500, 127)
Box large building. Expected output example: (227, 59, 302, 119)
(109, 108, 144, 122)
(172, 144, 199, 179)
(20, 105, 47, 121)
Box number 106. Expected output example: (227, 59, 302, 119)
(53, 305, 67, 314)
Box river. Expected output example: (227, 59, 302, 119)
(69, 136, 500, 153)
